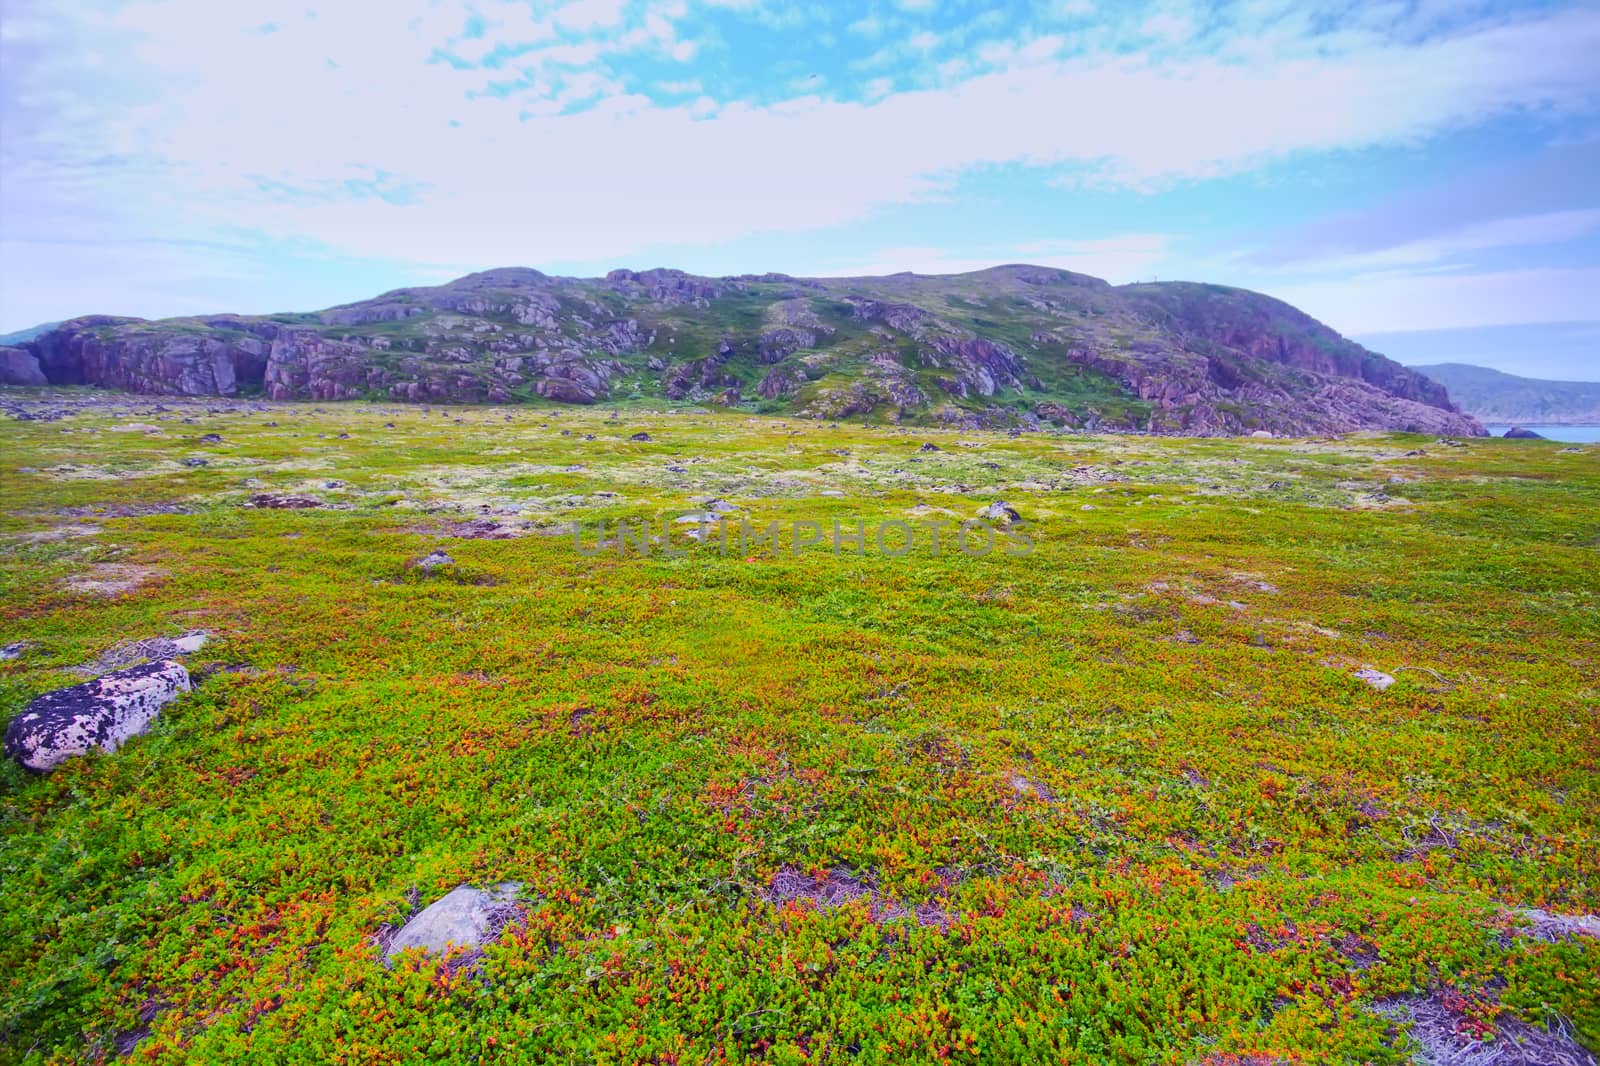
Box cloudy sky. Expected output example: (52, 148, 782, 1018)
(3, 0, 1598, 376)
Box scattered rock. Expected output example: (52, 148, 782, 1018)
(1512, 907, 1600, 942)
(383, 883, 522, 963)
(1, 641, 33, 661)
(76, 631, 210, 676)
(4, 660, 191, 772)
(411, 519, 523, 540)
(109, 423, 162, 433)
(198, 433, 222, 444)
(247, 493, 321, 509)
(413, 550, 455, 572)
(918, 442, 942, 452)
(976, 500, 1022, 526)
(699, 498, 739, 514)
(1249, 430, 1273, 439)
(171, 632, 209, 654)
(1355, 667, 1396, 691)
(628, 432, 652, 442)
(180, 457, 208, 467)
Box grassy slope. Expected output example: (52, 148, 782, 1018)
(0, 393, 1596, 1064)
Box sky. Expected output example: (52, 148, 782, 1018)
(2, 0, 1598, 378)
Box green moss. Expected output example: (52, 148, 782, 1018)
(0, 397, 1595, 1063)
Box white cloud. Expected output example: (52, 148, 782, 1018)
(1273, 208, 1600, 273)
(552, 0, 628, 33)
(4, 0, 1600, 328)
(1139, 12, 1193, 44)
(1013, 235, 1174, 280)
(1270, 267, 1600, 333)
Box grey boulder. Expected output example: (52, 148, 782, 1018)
(413, 550, 455, 572)
(384, 883, 521, 963)
(976, 500, 1023, 526)
(4, 659, 191, 771)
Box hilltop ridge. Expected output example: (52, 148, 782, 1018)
(1414, 362, 1600, 425)
(1, 265, 1482, 436)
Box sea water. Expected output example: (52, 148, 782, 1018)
(1484, 425, 1600, 444)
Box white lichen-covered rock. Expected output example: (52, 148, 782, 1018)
(4, 660, 191, 771)
(1514, 907, 1600, 942)
(1354, 667, 1396, 691)
(384, 883, 521, 963)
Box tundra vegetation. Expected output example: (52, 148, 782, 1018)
(0, 391, 1595, 1064)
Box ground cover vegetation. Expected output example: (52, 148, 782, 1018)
(0, 391, 1595, 1064)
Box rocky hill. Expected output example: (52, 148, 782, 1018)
(1414, 362, 1600, 425)
(0, 265, 1482, 435)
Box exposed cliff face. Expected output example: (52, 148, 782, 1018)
(1116, 283, 1455, 408)
(0, 347, 48, 386)
(5, 265, 1483, 436)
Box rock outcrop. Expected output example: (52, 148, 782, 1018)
(384, 883, 522, 963)
(4, 265, 1484, 436)
(4, 659, 191, 771)
(0, 347, 47, 386)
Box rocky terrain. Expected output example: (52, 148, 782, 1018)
(1, 265, 1483, 436)
(1415, 362, 1600, 425)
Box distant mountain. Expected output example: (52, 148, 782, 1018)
(0, 322, 60, 346)
(0, 265, 1482, 436)
(1413, 363, 1600, 424)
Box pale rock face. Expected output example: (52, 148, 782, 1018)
(170, 632, 209, 654)
(1355, 667, 1396, 691)
(4, 660, 191, 771)
(384, 883, 522, 963)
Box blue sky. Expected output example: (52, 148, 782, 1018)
(2, 0, 1598, 377)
